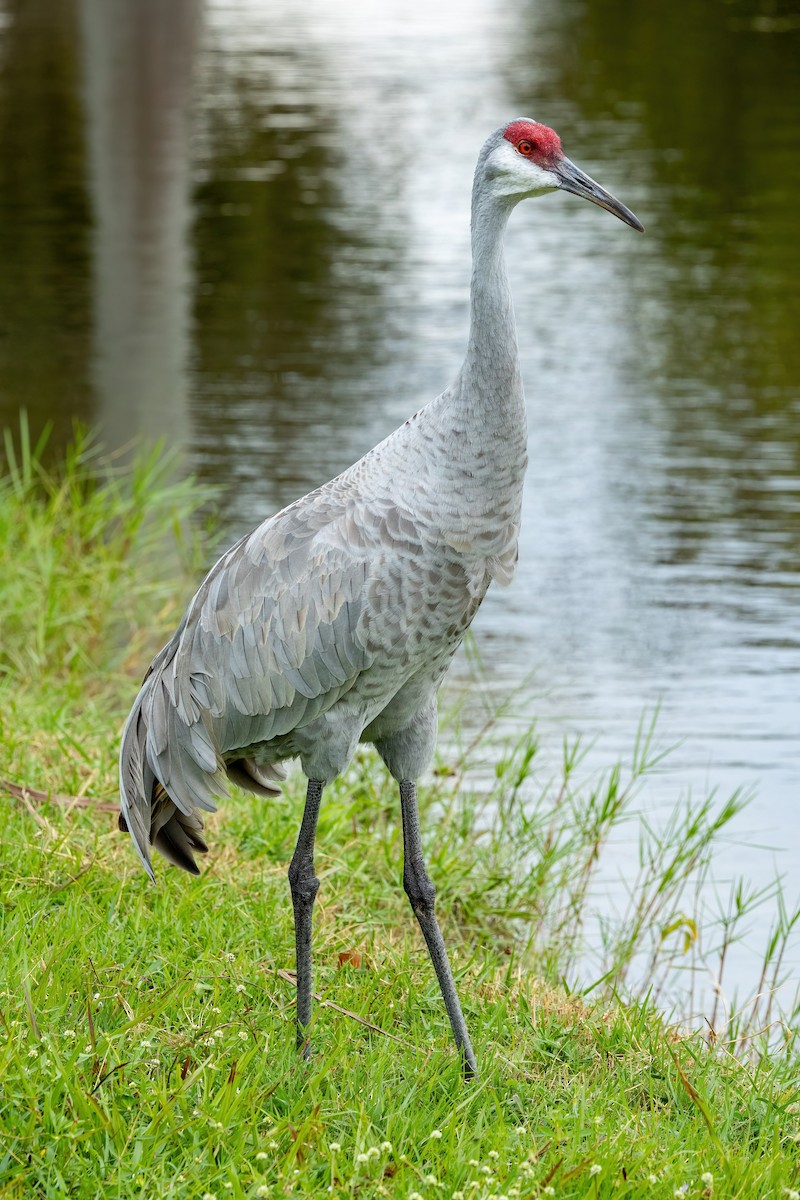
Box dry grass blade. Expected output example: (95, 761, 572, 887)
(13, 785, 54, 833)
(22, 981, 40, 1041)
(666, 1043, 723, 1154)
(89, 1061, 130, 1096)
(49, 859, 96, 893)
(1, 777, 118, 813)
(277, 968, 420, 1052)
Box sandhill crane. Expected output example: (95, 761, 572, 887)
(119, 118, 643, 1077)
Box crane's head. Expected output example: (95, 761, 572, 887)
(480, 118, 644, 232)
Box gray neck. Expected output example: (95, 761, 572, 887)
(461, 181, 521, 403)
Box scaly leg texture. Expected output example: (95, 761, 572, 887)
(288, 779, 323, 1058)
(400, 779, 478, 1078)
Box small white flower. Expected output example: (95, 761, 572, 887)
(141, 1039, 152, 1048)
(453, 1192, 465, 1199)
(93, 992, 101, 1000)
(488, 1150, 500, 1160)
(425, 1175, 438, 1186)
(236, 983, 246, 993)
(356, 1152, 369, 1165)
(27, 1048, 38, 1058)
(202, 1193, 216, 1200)
(481, 1165, 493, 1176)
(381, 1141, 392, 1153)
(701, 1173, 714, 1187)
(63, 1030, 76, 1039)
(255, 1188, 270, 1199)
(368, 1146, 380, 1158)
(224, 1185, 232, 1191)
(674, 1187, 689, 1199)
(268, 1140, 278, 1150)
(225, 952, 235, 961)
(83, 1045, 93, 1054)
(328, 1142, 341, 1153)
(784, 1191, 800, 1200)
(468, 1160, 479, 1167)
(429, 1129, 443, 1140)
(256, 1151, 268, 1161)
(409, 1194, 424, 1200)
(543, 1190, 555, 1198)
(649, 1177, 658, 1186)
(238, 1031, 248, 1041)
(589, 1163, 602, 1176)
(205, 1036, 216, 1046)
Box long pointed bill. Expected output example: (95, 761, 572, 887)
(555, 156, 644, 232)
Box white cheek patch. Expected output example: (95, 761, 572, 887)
(487, 142, 560, 198)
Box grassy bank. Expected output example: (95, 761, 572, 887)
(0, 430, 798, 1199)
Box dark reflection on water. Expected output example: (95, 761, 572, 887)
(79, 0, 201, 452)
(0, 0, 92, 442)
(190, 35, 397, 515)
(0, 0, 798, 990)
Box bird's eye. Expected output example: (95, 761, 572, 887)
(517, 140, 535, 156)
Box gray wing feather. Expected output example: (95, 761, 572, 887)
(118, 496, 377, 873)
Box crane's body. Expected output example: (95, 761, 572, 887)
(120, 119, 642, 1076)
(121, 370, 526, 870)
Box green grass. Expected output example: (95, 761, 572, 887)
(1, 426, 799, 1199)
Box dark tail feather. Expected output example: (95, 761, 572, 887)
(150, 782, 207, 874)
(120, 673, 218, 877)
(153, 812, 207, 874)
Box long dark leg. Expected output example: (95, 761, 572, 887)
(288, 779, 323, 1058)
(400, 780, 477, 1078)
